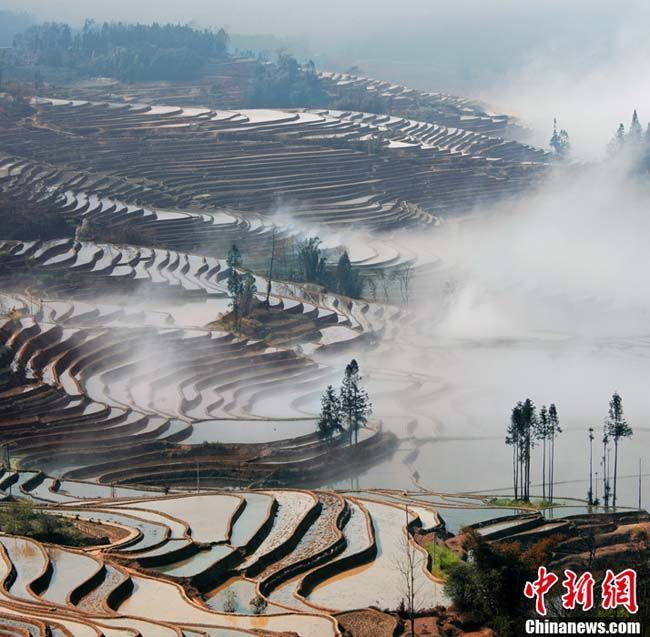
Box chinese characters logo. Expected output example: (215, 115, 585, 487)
(524, 567, 638, 615)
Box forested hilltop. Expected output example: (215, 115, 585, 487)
(11, 20, 229, 82)
(2, 17, 331, 108)
(1, 11, 523, 134)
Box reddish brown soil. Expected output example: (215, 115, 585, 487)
(72, 519, 131, 544)
(336, 608, 398, 637)
(391, 613, 497, 637)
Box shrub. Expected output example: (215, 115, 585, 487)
(250, 594, 267, 614)
(0, 500, 100, 546)
(428, 542, 460, 578)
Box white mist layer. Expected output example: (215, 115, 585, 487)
(340, 159, 650, 508)
(425, 159, 650, 340)
(483, 10, 650, 160)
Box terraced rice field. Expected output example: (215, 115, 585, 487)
(308, 498, 445, 610)
(0, 64, 562, 634)
(318, 71, 526, 138)
(0, 90, 548, 494)
(0, 472, 539, 634)
(119, 494, 243, 543)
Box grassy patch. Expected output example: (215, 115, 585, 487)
(427, 542, 460, 579)
(208, 303, 321, 343)
(0, 500, 103, 547)
(488, 498, 559, 510)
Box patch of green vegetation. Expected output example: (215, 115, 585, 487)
(210, 303, 323, 344)
(0, 500, 103, 547)
(293, 237, 364, 298)
(427, 542, 460, 579)
(488, 497, 558, 510)
(444, 532, 557, 635)
(444, 530, 647, 636)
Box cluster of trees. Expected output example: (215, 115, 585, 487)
(446, 529, 650, 636)
(505, 392, 635, 508)
(87, 46, 205, 83)
(445, 531, 558, 636)
(12, 21, 229, 82)
(593, 392, 633, 507)
(0, 499, 102, 546)
(223, 238, 365, 333)
(297, 237, 364, 298)
(318, 359, 372, 445)
(549, 118, 570, 159)
(505, 399, 561, 503)
(226, 244, 258, 331)
(607, 110, 650, 165)
(246, 54, 328, 108)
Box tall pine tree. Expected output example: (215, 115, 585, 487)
(227, 244, 244, 329)
(340, 359, 372, 444)
(549, 118, 571, 159)
(535, 405, 550, 502)
(608, 123, 626, 155)
(227, 244, 243, 297)
(318, 385, 342, 441)
(506, 400, 535, 501)
(506, 403, 524, 500)
(336, 252, 363, 298)
(520, 398, 537, 502)
(606, 392, 633, 507)
(629, 109, 643, 143)
(548, 403, 561, 503)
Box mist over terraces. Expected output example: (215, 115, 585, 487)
(0, 10, 647, 637)
(0, 76, 550, 486)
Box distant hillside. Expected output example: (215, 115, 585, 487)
(7, 19, 328, 109)
(12, 21, 229, 82)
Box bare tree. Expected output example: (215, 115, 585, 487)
(547, 403, 561, 503)
(393, 506, 426, 636)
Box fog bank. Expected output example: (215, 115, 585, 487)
(339, 156, 650, 508)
